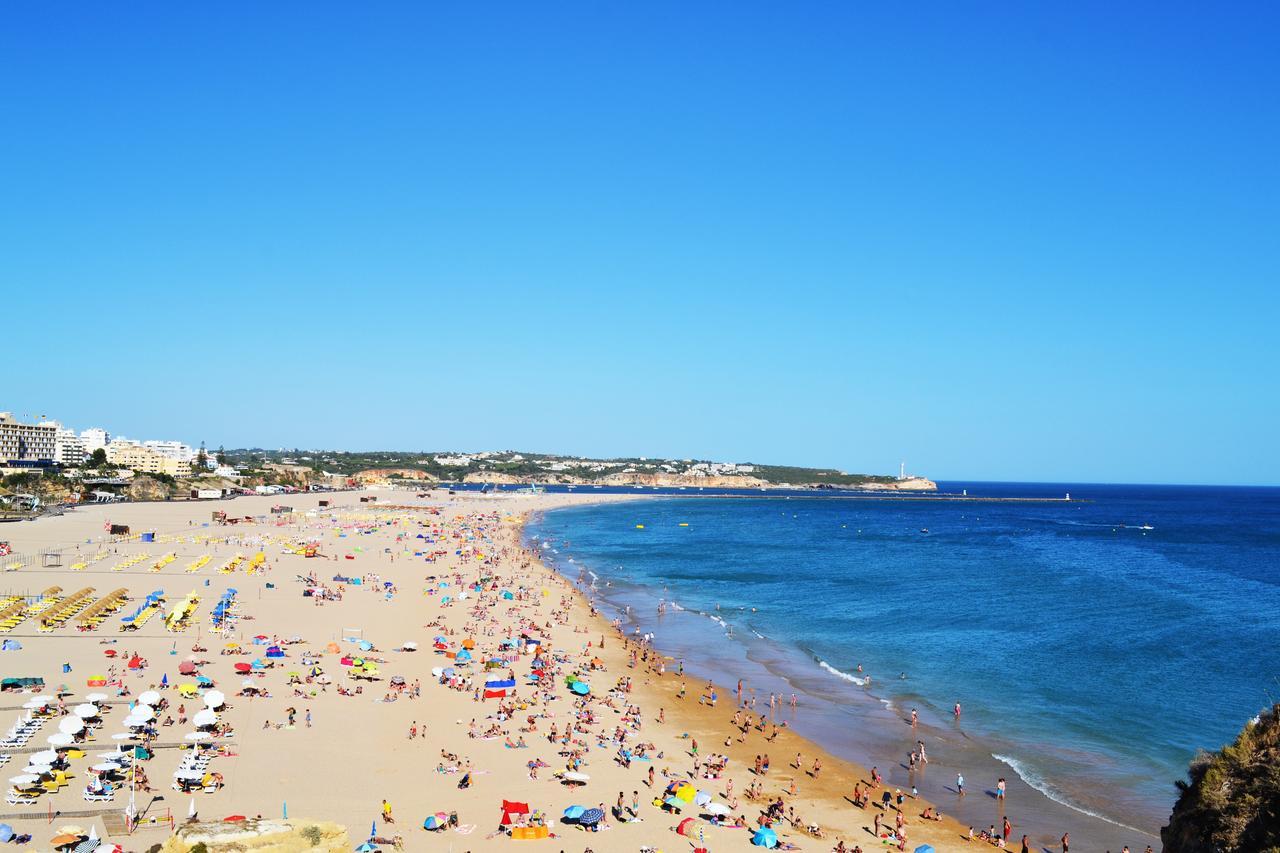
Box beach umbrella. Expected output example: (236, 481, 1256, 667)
(192, 709, 218, 727)
(185, 732, 210, 742)
(138, 691, 161, 706)
(91, 763, 121, 773)
(74, 704, 98, 719)
(354, 844, 377, 853)
(110, 733, 135, 741)
(663, 796, 684, 810)
(694, 790, 712, 807)
(204, 690, 225, 708)
(402, 642, 417, 651)
(47, 732, 74, 746)
(50, 833, 81, 849)
(9, 774, 39, 785)
(84, 693, 108, 702)
(30, 749, 59, 765)
(578, 808, 604, 827)
(59, 717, 85, 735)
(0, 824, 13, 843)
(570, 680, 590, 695)
(913, 847, 936, 853)
(561, 805, 585, 822)
(234, 662, 252, 673)
(422, 813, 449, 830)
(178, 662, 197, 675)
(752, 827, 779, 848)
(131, 705, 155, 722)
(196, 676, 214, 686)
(24, 763, 53, 775)
(676, 817, 697, 836)
(704, 801, 732, 816)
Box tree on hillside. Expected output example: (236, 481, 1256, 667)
(216, 445, 227, 466)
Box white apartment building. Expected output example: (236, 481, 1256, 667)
(0, 412, 57, 463)
(143, 440, 195, 461)
(52, 423, 87, 466)
(80, 427, 110, 453)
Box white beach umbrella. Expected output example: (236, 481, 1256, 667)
(31, 695, 53, 704)
(74, 703, 99, 718)
(110, 732, 136, 741)
(130, 705, 155, 722)
(92, 762, 121, 773)
(704, 802, 732, 816)
(23, 763, 52, 775)
(123, 717, 148, 729)
(46, 732, 74, 747)
(184, 732, 209, 741)
(203, 690, 225, 709)
(84, 693, 108, 702)
(58, 717, 85, 735)
(138, 691, 161, 706)
(22, 699, 45, 710)
(192, 709, 218, 728)
(9, 774, 38, 785)
(29, 749, 58, 765)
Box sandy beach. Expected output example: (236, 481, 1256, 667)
(0, 490, 1015, 852)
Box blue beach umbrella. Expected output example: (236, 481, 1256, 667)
(561, 805, 585, 822)
(570, 681, 590, 696)
(752, 826, 779, 848)
(578, 808, 604, 826)
(0, 824, 13, 843)
(914, 847, 936, 853)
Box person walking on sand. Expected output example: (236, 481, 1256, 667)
(381, 799, 394, 824)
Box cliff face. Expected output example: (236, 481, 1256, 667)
(855, 477, 937, 491)
(1162, 703, 1280, 853)
(355, 468, 435, 484)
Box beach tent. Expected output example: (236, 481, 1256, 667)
(914, 847, 936, 853)
(752, 827, 779, 848)
(1, 639, 22, 651)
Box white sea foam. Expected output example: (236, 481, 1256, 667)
(991, 753, 1147, 834)
(751, 630, 766, 639)
(668, 602, 685, 612)
(817, 659, 867, 686)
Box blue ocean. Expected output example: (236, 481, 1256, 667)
(524, 482, 1280, 846)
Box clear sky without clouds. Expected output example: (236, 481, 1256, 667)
(2, 3, 1276, 485)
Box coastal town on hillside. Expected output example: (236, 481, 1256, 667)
(0, 411, 936, 516)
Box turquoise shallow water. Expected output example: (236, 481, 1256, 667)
(526, 482, 1280, 845)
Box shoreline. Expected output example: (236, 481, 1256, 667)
(525, 498, 1166, 850)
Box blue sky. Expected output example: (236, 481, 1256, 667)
(2, 3, 1276, 484)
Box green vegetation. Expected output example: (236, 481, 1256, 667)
(1163, 703, 1280, 852)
